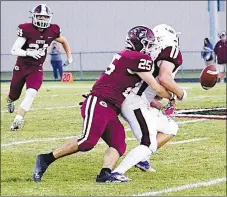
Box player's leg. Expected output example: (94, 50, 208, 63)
(10, 71, 42, 130)
(217, 63, 225, 83)
(96, 119, 127, 182)
(138, 108, 179, 169)
(32, 95, 114, 182)
(51, 61, 58, 80)
(58, 61, 63, 80)
(113, 106, 158, 177)
(224, 63, 226, 82)
(7, 66, 26, 113)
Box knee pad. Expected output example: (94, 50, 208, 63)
(20, 88, 37, 111)
(26, 88, 38, 98)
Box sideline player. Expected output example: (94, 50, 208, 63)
(110, 24, 187, 182)
(32, 26, 174, 183)
(6, 4, 73, 130)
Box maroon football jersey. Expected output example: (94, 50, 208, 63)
(152, 46, 183, 77)
(91, 50, 153, 109)
(16, 23, 61, 67)
(136, 46, 183, 96)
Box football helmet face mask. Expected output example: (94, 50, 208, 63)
(31, 4, 52, 28)
(125, 26, 155, 55)
(150, 24, 181, 60)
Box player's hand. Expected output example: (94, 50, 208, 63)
(79, 94, 89, 106)
(63, 58, 73, 67)
(26, 50, 42, 60)
(177, 89, 187, 101)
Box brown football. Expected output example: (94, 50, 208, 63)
(200, 65, 218, 90)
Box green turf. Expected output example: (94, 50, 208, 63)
(1, 82, 226, 196)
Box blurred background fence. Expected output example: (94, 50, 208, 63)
(0, 50, 206, 82)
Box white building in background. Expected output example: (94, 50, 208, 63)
(1, 1, 226, 72)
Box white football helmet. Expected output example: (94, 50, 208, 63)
(150, 24, 181, 60)
(31, 4, 53, 28)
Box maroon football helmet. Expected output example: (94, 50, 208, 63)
(31, 4, 52, 28)
(125, 26, 155, 55)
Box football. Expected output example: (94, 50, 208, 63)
(200, 65, 218, 90)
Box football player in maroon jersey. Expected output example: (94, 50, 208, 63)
(110, 24, 187, 181)
(32, 26, 174, 183)
(6, 4, 73, 131)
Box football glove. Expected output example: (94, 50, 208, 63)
(164, 100, 176, 116)
(79, 94, 89, 106)
(63, 58, 73, 67)
(26, 50, 42, 60)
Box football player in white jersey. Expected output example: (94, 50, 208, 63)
(109, 24, 188, 182)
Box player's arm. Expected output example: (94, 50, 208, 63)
(55, 36, 73, 66)
(11, 37, 42, 59)
(158, 60, 185, 100)
(11, 37, 27, 56)
(136, 71, 172, 99)
(213, 45, 217, 63)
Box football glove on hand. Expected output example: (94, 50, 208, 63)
(63, 58, 73, 67)
(79, 94, 89, 106)
(164, 99, 176, 116)
(26, 50, 42, 60)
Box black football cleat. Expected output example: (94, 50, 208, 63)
(96, 171, 131, 183)
(96, 171, 112, 183)
(32, 154, 50, 182)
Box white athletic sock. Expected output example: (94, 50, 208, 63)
(113, 145, 152, 174)
(14, 114, 23, 121)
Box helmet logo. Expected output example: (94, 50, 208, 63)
(99, 101, 108, 108)
(131, 27, 147, 39)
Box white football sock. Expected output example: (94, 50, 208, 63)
(20, 88, 37, 111)
(14, 114, 23, 121)
(113, 145, 152, 174)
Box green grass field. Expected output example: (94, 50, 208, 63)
(1, 82, 226, 196)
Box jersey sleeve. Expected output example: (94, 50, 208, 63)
(17, 24, 29, 38)
(128, 53, 153, 73)
(51, 24, 61, 39)
(156, 46, 183, 71)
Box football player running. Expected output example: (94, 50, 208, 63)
(6, 4, 73, 131)
(32, 26, 174, 183)
(110, 24, 187, 182)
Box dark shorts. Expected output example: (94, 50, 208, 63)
(8, 65, 43, 101)
(77, 94, 126, 156)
